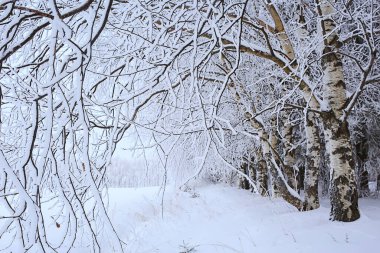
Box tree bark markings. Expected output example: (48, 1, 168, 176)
(317, 0, 360, 221)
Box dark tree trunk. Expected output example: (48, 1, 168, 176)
(355, 134, 369, 197)
(359, 170, 369, 197)
(257, 158, 268, 196)
(320, 135, 330, 197)
(248, 156, 257, 183)
(297, 166, 305, 192)
(239, 162, 250, 190)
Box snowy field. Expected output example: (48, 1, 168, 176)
(1, 184, 379, 253)
(107, 184, 379, 253)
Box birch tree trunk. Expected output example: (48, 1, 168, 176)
(296, 0, 321, 210)
(282, 124, 298, 191)
(239, 161, 250, 190)
(248, 155, 257, 183)
(256, 148, 269, 196)
(304, 111, 321, 210)
(264, 1, 321, 208)
(269, 123, 281, 198)
(355, 133, 369, 197)
(317, 0, 360, 221)
(320, 133, 330, 196)
(261, 131, 304, 210)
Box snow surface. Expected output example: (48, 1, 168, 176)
(1, 184, 379, 252)
(108, 184, 380, 253)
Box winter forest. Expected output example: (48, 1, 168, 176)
(0, 0, 380, 252)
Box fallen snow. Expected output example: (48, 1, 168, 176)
(1, 184, 379, 252)
(108, 184, 380, 253)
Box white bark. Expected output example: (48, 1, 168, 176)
(318, 0, 360, 221)
(304, 111, 321, 210)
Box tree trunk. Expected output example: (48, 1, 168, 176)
(247, 155, 257, 183)
(269, 124, 281, 198)
(247, 155, 257, 192)
(303, 112, 321, 210)
(318, 0, 360, 222)
(323, 113, 359, 221)
(297, 165, 305, 192)
(359, 170, 369, 197)
(320, 135, 330, 197)
(355, 134, 369, 197)
(266, 2, 320, 207)
(239, 161, 250, 190)
(256, 149, 268, 196)
(262, 132, 304, 210)
(282, 124, 298, 191)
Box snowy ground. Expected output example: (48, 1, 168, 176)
(108, 184, 380, 253)
(1, 184, 379, 252)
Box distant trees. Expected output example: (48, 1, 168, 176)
(0, 0, 379, 251)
